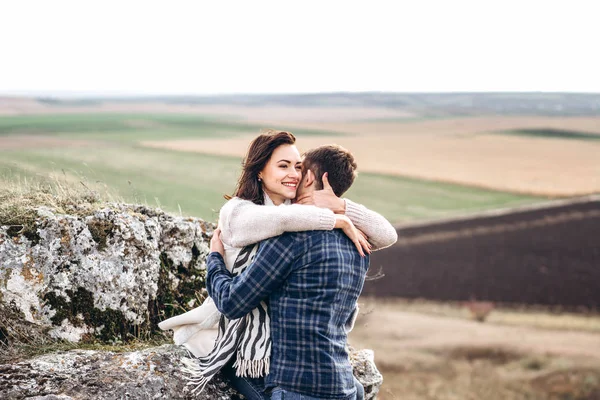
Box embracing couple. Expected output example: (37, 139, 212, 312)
(159, 130, 397, 400)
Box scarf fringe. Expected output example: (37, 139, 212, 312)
(233, 355, 270, 378)
(180, 357, 209, 394)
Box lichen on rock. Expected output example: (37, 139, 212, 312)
(0, 344, 244, 399)
(0, 204, 214, 344)
(0, 344, 383, 399)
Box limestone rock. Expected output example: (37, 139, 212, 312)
(351, 348, 384, 400)
(0, 204, 213, 344)
(0, 344, 242, 400)
(0, 345, 382, 399)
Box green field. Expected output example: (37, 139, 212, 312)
(0, 113, 546, 224)
(494, 128, 600, 141)
(0, 113, 342, 142)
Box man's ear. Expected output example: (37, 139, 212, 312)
(304, 169, 316, 187)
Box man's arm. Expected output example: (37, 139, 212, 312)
(206, 230, 297, 320)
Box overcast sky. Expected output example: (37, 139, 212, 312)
(1, 0, 598, 96)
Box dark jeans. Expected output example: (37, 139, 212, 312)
(222, 361, 364, 400)
(354, 376, 365, 400)
(221, 361, 268, 400)
(269, 376, 364, 400)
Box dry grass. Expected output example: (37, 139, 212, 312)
(0, 303, 53, 363)
(0, 172, 120, 238)
(0, 302, 167, 364)
(0, 321, 170, 365)
(350, 298, 600, 399)
(359, 298, 600, 333)
(373, 351, 600, 400)
(0, 302, 124, 364)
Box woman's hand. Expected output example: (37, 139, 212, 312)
(296, 172, 346, 214)
(210, 228, 225, 256)
(334, 215, 371, 257)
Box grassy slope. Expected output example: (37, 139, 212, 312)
(1, 147, 239, 222)
(0, 113, 545, 224)
(345, 172, 542, 222)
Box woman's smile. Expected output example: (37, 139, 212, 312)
(259, 144, 303, 205)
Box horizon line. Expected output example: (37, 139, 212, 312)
(2, 90, 600, 99)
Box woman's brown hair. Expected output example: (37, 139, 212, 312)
(229, 129, 296, 205)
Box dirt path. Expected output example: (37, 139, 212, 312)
(350, 302, 600, 399)
(350, 306, 600, 366)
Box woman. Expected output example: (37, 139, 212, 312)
(160, 130, 397, 399)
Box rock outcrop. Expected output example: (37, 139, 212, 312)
(0, 204, 212, 343)
(0, 203, 383, 399)
(0, 345, 241, 400)
(0, 345, 382, 399)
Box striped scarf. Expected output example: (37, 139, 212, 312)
(181, 243, 271, 393)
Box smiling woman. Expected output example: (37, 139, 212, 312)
(257, 144, 302, 206)
(230, 130, 298, 206)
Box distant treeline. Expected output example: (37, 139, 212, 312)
(37, 92, 600, 117)
(364, 198, 600, 311)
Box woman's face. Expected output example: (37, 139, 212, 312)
(259, 144, 302, 205)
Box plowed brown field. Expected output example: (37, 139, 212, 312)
(365, 198, 600, 308)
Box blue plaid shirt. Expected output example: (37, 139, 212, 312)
(206, 230, 369, 399)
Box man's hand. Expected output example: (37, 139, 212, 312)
(296, 172, 346, 214)
(210, 227, 224, 256)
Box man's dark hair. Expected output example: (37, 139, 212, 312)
(302, 144, 358, 197)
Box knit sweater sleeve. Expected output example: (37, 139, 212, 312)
(343, 198, 398, 251)
(219, 197, 336, 248)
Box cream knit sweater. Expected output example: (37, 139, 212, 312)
(219, 196, 397, 250)
(158, 195, 397, 356)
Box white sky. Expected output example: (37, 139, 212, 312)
(1, 0, 599, 96)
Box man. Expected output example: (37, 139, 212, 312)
(206, 145, 384, 399)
